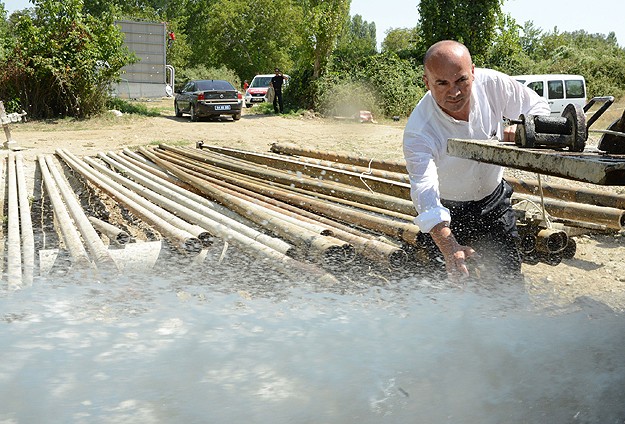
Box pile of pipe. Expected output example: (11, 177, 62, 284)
(7, 142, 625, 285)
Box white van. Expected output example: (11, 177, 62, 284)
(513, 74, 586, 116)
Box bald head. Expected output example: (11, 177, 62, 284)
(423, 40, 472, 70)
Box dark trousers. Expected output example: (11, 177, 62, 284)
(273, 90, 283, 113)
(415, 180, 522, 279)
(441, 180, 522, 277)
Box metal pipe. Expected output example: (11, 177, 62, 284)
(88, 216, 131, 245)
(45, 156, 119, 273)
(179, 167, 408, 268)
(101, 155, 339, 282)
(82, 156, 214, 248)
(98, 153, 295, 256)
(121, 148, 181, 184)
(37, 155, 94, 271)
(148, 147, 422, 246)
(201, 144, 412, 199)
(55, 149, 202, 255)
(204, 144, 411, 184)
(158, 166, 357, 265)
(512, 194, 624, 231)
(102, 151, 295, 257)
(535, 228, 569, 254)
(139, 148, 355, 269)
(15, 153, 35, 285)
(507, 176, 625, 210)
(269, 142, 409, 174)
(7, 153, 23, 287)
(159, 144, 416, 216)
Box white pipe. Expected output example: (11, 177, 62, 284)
(55, 149, 202, 254)
(44, 156, 118, 273)
(15, 153, 35, 285)
(7, 153, 22, 288)
(100, 151, 294, 256)
(37, 155, 93, 271)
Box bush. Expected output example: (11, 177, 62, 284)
(358, 53, 425, 117)
(0, 0, 132, 119)
(105, 98, 160, 116)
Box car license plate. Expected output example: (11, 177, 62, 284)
(215, 105, 231, 111)
(251, 98, 264, 102)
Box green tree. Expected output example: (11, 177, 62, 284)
(0, 0, 133, 118)
(333, 13, 377, 68)
(381, 26, 422, 59)
(299, 0, 351, 78)
(417, 0, 503, 62)
(485, 13, 525, 73)
(182, 0, 301, 82)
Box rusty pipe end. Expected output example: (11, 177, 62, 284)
(321, 245, 349, 270)
(561, 238, 577, 260)
(388, 249, 408, 269)
(520, 233, 537, 254)
(536, 229, 568, 254)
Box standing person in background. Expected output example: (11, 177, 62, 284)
(270, 68, 288, 114)
(403, 40, 550, 281)
(243, 80, 249, 91)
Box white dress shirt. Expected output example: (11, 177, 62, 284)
(403, 68, 550, 232)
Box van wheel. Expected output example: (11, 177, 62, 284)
(233, 113, 241, 121)
(246, 103, 252, 108)
(190, 105, 198, 122)
(174, 102, 182, 117)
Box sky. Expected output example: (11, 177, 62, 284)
(350, 0, 624, 49)
(2, 0, 623, 49)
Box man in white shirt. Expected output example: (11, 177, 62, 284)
(403, 40, 550, 280)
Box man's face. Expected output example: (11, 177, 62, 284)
(423, 55, 474, 121)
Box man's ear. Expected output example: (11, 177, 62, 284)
(423, 74, 430, 90)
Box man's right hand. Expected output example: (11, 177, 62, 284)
(429, 221, 476, 281)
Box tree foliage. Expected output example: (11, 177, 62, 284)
(418, 0, 503, 62)
(298, 0, 351, 78)
(2, 0, 625, 119)
(332, 14, 377, 69)
(381, 26, 422, 60)
(0, 0, 132, 117)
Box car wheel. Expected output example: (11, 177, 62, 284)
(190, 104, 198, 122)
(233, 113, 241, 121)
(174, 101, 182, 117)
(246, 103, 252, 108)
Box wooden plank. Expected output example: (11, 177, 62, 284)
(447, 139, 625, 185)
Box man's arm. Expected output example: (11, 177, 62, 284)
(429, 222, 476, 280)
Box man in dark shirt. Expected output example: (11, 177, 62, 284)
(270, 68, 288, 113)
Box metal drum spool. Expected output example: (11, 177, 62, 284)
(515, 103, 587, 152)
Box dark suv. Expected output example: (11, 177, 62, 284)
(174, 79, 243, 121)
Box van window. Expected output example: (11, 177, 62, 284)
(548, 80, 564, 99)
(565, 79, 585, 98)
(527, 81, 543, 97)
(250, 76, 272, 88)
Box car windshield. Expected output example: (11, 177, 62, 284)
(250, 77, 272, 88)
(195, 80, 234, 91)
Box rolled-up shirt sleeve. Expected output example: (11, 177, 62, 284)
(403, 130, 451, 233)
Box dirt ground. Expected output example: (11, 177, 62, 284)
(5, 98, 625, 310)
